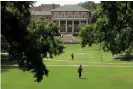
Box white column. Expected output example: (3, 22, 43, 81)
(65, 20, 67, 33)
(59, 20, 60, 33)
(86, 20, 88, 24)
(72, 20, 74, 33)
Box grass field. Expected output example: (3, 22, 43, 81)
(1, 44, 133, 89)
(2, 66, 133, 89)
(44, 44, 133, 64)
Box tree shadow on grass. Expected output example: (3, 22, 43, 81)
(114, 55, 133, 61)
(1, 66, 18, 73)
(1, 54, 18, 65)
(80, 77, 88, 80)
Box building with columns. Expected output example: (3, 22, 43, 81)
(31, 4, 91, 34)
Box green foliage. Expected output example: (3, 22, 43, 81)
(79, 25, 94, 47)
(98, 1, 133, 55)
(18, 18, 64, 82)
(1, 1, 64, 82)
(78, 1, 98, 11)
(91, 5, 103, 23)
(75, 23, 86, 32)
(94, 18, 107, 42)
(80, 1, 133, 56)
(78, 1, 101, 23)
(1, 35, 10, 52)
(125, 44, 133, 56)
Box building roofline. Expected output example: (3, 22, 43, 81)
(51, 4, 90, 12)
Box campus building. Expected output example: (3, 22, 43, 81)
(31, 4, 91, 34)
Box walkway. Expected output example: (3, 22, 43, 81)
(2, 59, 133, 67)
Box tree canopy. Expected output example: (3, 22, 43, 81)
(1, 1, 64, 82)
(79, 24, 94, 47)
(78, 1, 98, 12)
(79, 1, 133, 56)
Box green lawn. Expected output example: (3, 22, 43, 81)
(44, 44, 133, 63)
(1, 44, 133, 89)
(2, 66, 133, 89)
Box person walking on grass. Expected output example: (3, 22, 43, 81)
(78, 65, 83, 78)
(71, 53, 74, 61)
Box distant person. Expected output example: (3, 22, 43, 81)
(71, 53, 74, 60)
(61, 34, 64, 37)
(78, 65, 82, 78)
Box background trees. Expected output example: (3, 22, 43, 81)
(79, 1, 133, 57)
(78, 1, 98, 12)
(1, 1, 64, 82)
(78, 1, 101, 23)
(98, 1, 133, 55)
(79, 25, 94, 47)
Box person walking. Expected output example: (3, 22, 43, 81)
(78, 65, 83, 78)
(71, 53, 74, 61)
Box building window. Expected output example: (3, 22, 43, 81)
(74, 21, 79, 32)
(67, 12, 73, 18)
(81, 14, 87, 18)
(53, 12, 60, 18)
(62, 14, 65, 18)
(74, 14, 80, 18)
(60, 13, 66, 18)
(57, 14, 60, 18)
(74, 12, 80, 18)
(54, 13, 61, 18)
(67, 13, 73, 18)
(60, 21, 65, 32)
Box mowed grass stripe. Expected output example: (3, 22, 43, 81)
(1, 67, 133, 89)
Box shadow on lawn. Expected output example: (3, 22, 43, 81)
(80, 77, 88, 80)
(1, 54, 18, 73)
(1, 66, 18, 73)
(1, 54, 17, 65)
(114, 55, 133, 61)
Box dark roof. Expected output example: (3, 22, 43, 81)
(31, 4, 60, 11)
(51, 5, 90, 11)
(31, 11, 51, 15)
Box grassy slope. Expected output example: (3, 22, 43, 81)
(1, 67, 133, 89)
(44, 44, 133, 64)
(1, 44, 133, 89)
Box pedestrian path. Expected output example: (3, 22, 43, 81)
(44, 59, 133, 64)
(2, 59, 133, 68)
(2, 64, 133, 67)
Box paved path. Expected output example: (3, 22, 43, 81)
(44, 59, 133, 64)
(2, 64, 133, 68)
(2, 59, 133, 67)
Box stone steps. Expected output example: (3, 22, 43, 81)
(59, 34, 79, 44)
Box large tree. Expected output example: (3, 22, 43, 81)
(98, 1, 133, 55)
(79, 24, 94, 47)
(1, 1, 64, 82)
(80, 1, 133, 56)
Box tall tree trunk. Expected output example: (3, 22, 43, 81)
(99, 32, 103, 62)
(100, 42, 103, 62)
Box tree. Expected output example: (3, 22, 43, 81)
(79, 24, 94, 47)
(80, 1, 133, 57)
(99, 1, 133, 55)
(1, 1, 64, 82)
(78, 1, 100, 23)
(78, 1, 98, 11)
(91, 5, 103, 23)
